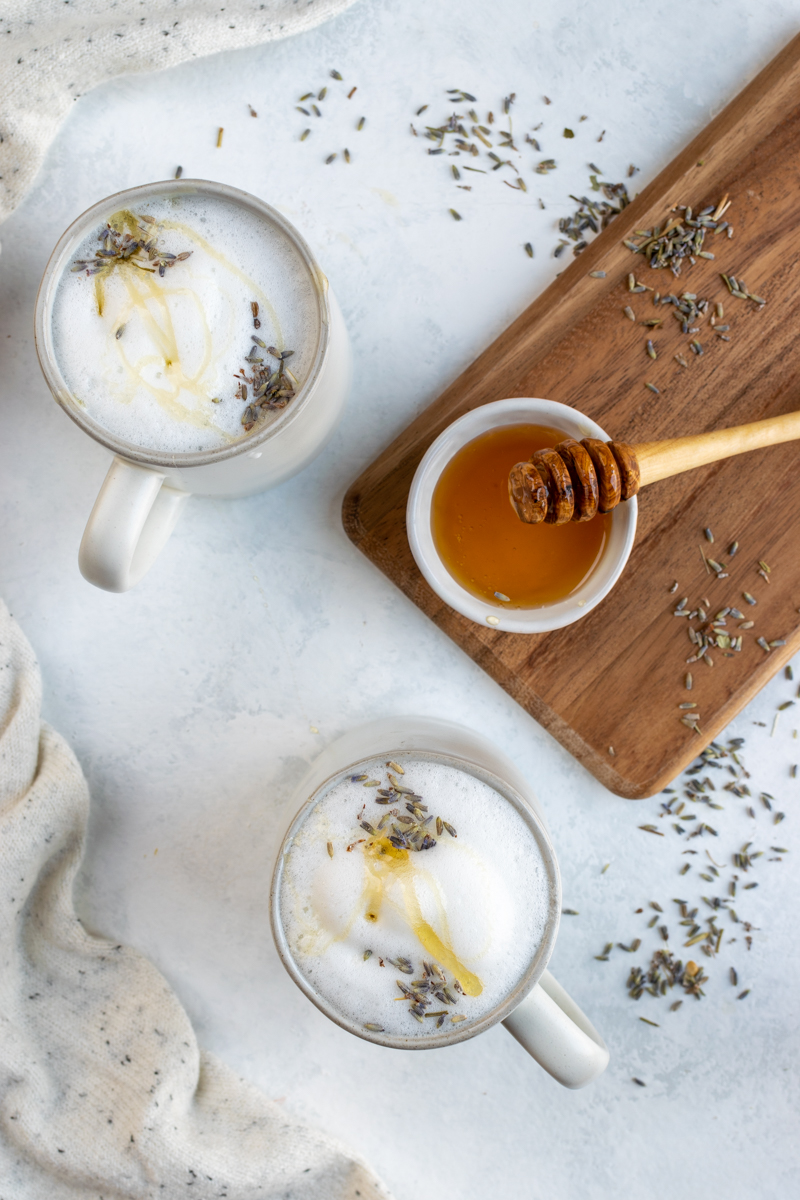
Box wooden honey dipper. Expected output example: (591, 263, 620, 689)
(508, 409, 800, 524)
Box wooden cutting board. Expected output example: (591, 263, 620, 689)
(342, 34, 800, 799)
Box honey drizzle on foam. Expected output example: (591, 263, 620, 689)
(91, 208, 286, 440)
(360, 835, 483, 996)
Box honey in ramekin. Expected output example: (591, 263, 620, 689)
(431, 423, 611, 608)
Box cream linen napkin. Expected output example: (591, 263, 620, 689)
(0, 599, 392, 1199)
(0, 0, 358, 225)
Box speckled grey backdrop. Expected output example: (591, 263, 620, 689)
(1, 1, 799, 1197)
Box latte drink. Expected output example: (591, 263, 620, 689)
(50, 190, 321, 454)
(276, 753, 552, 1040)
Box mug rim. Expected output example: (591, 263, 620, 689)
(406, 398, 638, 634)
(33, 178, 331, 470)
(270, 745, 562, 1051)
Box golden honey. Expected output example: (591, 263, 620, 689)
(362, 835, 482, 996)
(431, 423, 611, 608)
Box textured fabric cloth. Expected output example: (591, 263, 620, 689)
(0, 0, 357, 225)
(0, 599, 392, 1200)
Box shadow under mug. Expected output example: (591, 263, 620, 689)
(270, 716, 610, 1089)
(34, 179, 352, 592)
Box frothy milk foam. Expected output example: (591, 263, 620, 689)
(51, 192, 320, 454)
(278, 754, 553, 1039)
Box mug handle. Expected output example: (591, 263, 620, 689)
(78, 456, 189, 592)
(502, 969, 609, 1088)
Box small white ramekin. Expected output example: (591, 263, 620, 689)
(406, 398, 637, 634)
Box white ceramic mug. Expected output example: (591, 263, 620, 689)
(34, 180, 351, 592)
(270, 716, 609, 1089)
(406, 398, 637, 633)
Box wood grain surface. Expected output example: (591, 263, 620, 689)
(342, 33, 800, 799)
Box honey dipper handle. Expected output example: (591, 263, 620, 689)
(633, 409, 800, 488)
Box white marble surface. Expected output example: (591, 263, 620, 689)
(2, 1, 800, 1196)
